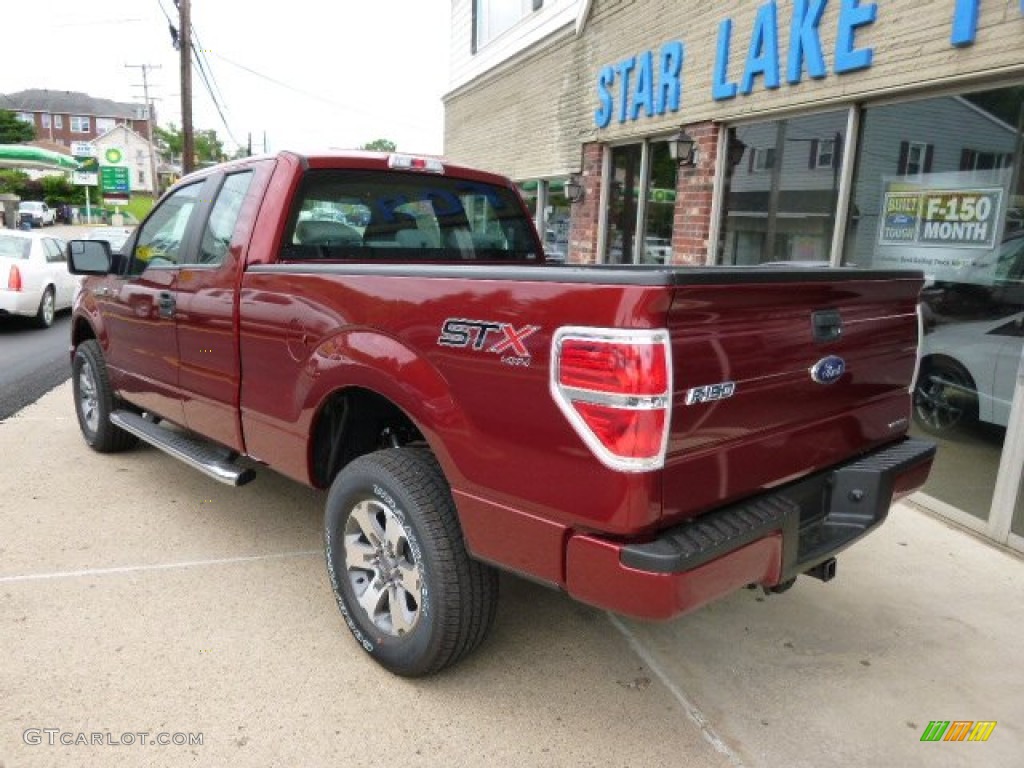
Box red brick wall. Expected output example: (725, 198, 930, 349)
(671, 122, 720, 266)
(568, 143, 604, 264)
(570, 127, 722, 267)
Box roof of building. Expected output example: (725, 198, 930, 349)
(1, 89, 147, 120)
(94, 123, 151, 146)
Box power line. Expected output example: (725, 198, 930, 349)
(156, 0, 239, 152)
(190, 40, 241, 149)
(189, 24, 229, 114)
(207, 51, 436, 135)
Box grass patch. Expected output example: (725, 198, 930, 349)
(123, 195, 155, 222)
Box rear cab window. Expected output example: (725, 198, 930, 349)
(0, 235, 31, 260)
(280, 170, 540, 263)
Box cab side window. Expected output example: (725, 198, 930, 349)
(129, 183, 202, 275)
(197, 171, 254, 266)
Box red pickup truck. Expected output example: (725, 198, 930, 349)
(67, 150, 935, 676)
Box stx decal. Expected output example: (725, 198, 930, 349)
(438, 319, 541, 361)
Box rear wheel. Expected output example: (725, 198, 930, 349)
(913, 358, 979, 436)
(33, 287, 55, 329)
(324, 447, 498, 676)
(72, 340, 138, 452)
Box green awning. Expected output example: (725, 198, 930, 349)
(0, 144, 80, 171)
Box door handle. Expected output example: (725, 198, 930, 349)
(158, 291, 176, 318)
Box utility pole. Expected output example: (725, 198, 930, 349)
(125, 63, 161, 196)
(179, 0, 195, 174)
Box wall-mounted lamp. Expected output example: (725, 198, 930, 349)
(668, 129, 698, 167)
(564, 174, 585, 204)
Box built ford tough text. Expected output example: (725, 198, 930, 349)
(67, 151, 935, 676)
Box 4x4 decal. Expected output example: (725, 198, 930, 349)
(438, 319, 540, 365)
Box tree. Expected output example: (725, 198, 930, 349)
(361, 139, 397, 152)
(41, 174, 86, 206)
(0, 110, 35, 143)
(154, 124, 226, 166)
(0, 169, 30, 195)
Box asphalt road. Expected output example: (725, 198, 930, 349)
(0, 224, 103, 421)
(0, 312, 72, 420)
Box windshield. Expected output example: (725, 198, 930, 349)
(282, 170, 541, 263)
(19, 202, 43, 212)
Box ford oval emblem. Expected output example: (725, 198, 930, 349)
(810, 355, 846, 385)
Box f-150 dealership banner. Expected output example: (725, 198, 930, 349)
(878, 187, 1003, 249)
(869, 170, 1012, 282)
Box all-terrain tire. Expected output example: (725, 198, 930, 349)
(324, 446, 498, 676)
(72, 340, 139, 453)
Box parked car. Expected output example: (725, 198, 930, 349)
(0, 230, 75, 327)
(18, 201, 56, 228)
(642, 236, 672, 264)
(914, 311, 1024, 434)
(83, 226, 135, 253)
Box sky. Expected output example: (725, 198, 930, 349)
(0, 0, 451, 155)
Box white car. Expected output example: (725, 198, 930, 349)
(914, 311, 1023, 434)
(18, 201, 56, 228)
(0, 230, 76, 328)
(84, 226, 135, 253)
(642, 236, 672, 264)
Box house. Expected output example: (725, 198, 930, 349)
(91, 124, 159, 196)
(2, 89, 153, 146)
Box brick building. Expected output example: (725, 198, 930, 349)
(2, 89, 153, 146)
(443, 0, 1024, 550)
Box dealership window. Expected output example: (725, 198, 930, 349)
(473, 0, 543, 50)
(843, 85, 1024, 530)
(517, 178, 573, 263)
(718, 110, 847, 264)
(70, 116, 90, 133)
(602, 141, 677, 265)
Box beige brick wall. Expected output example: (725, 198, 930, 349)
(445, 0, 1024, 178)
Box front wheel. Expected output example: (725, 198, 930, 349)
(324, 447, 498, 677)
(913, 359, 979, 436)
(72, 340, 138, 452)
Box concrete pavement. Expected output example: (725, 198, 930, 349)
(1, 383, 1021, 767)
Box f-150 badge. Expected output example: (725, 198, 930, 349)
(438, 318, 540, 367)
(685, 381, 736, 405)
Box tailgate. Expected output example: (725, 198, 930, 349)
(662, 269, 923, 524)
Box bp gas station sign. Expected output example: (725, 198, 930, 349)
(100, 146, 131, 193)
(100, 165, 131, 193)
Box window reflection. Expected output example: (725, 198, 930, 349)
(718, 110, 847, 265)
(844, 86, 1024, 521)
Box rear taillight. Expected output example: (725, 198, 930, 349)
(7, 265, 22, 291)
(551, 328, 672, 472)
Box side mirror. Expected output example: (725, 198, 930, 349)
(67, 240, 113, 275)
